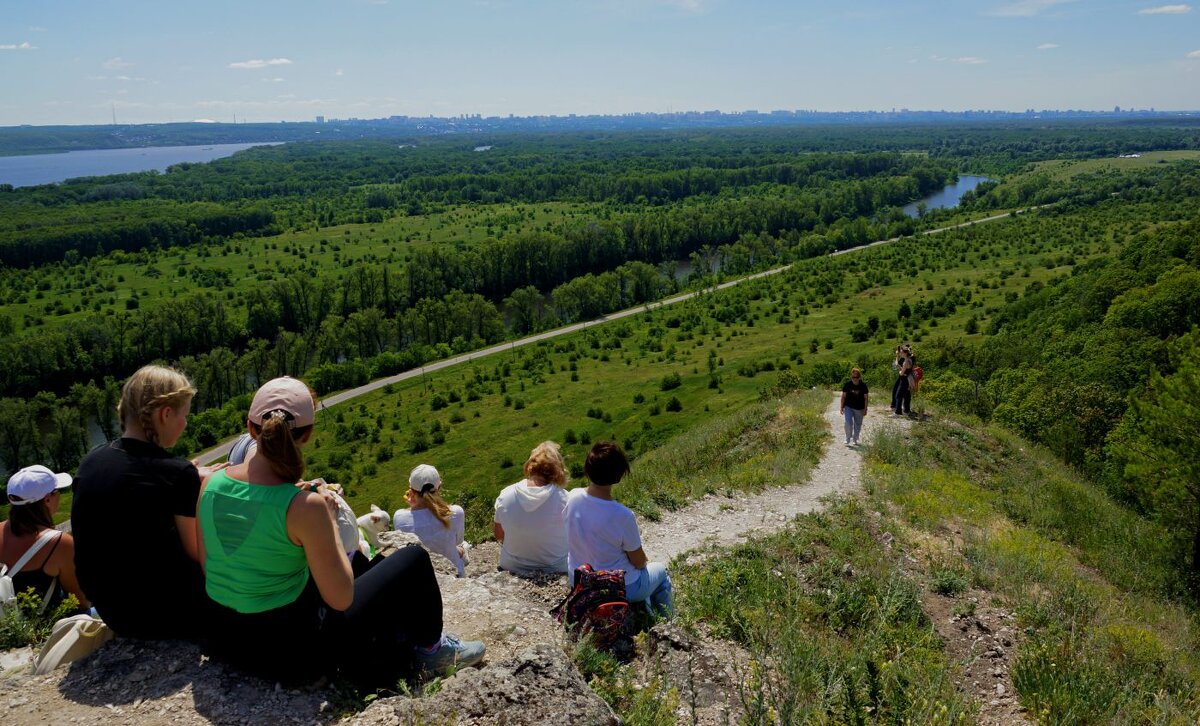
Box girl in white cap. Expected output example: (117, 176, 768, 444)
(1, 464, 89, 615)
(393, 464, 468, 577)
(197, 377, 483, 686)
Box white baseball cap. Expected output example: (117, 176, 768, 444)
(408, 464, 442, 493)
(6, 465, 72, 506)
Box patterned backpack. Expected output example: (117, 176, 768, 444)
(550, 564, 631, 649)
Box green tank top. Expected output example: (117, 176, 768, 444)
(199, 469, 309, 614)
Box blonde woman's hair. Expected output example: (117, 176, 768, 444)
(524, 440, 568, 486)
(118, 365, 196, 447)
(417, 490, 454, 529)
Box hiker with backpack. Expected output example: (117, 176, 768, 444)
(1, 465, 89, 618)
(564, 442, 673, 618)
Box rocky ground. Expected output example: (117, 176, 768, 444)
(3, 396, 997, 725)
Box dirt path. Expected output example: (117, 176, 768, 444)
(641, 394, 910, 563)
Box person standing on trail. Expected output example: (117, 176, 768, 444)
(840, 368, 869, 446)
(893, 346, 914, 416)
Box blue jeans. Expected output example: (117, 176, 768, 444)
(625, 562, 673, 617)
(843, 407, 864, 442)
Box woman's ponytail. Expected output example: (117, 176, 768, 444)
(419, 490, 453, 529)
(254, 410, 310, 483)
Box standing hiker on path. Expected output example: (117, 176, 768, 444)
(893, 345, 914, 416)
(840, 368, 869, 446)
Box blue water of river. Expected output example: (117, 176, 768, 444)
(0, 142, 281, 187)
(902, 175, 994, 218)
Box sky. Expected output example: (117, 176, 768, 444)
(1, 0, 1199, 126)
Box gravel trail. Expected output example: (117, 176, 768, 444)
(640, 393, 911, 563)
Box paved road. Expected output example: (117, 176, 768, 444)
(194, 204, 1039, 464)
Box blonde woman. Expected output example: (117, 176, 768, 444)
(493, 441, 570, 574)
(394, 465, 468, 577)
(71, 364, 222, 640)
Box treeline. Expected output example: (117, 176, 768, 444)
(917, 161, 1200, 584)
(0, 200, 275, 268)
(0, 146, 947, 267)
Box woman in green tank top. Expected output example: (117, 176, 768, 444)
(197, 377, 485, 686)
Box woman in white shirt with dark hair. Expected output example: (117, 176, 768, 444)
(493, 441, 570, 574)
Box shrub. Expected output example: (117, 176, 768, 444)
(930, 566, 969, 597)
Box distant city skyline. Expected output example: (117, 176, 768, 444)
(2, 0, 1199, 126)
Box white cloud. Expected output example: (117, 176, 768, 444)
(28, 26, 47, 32)
(1037, 42, 1059, 49)
(335, 69, 345, 76)
(0, 41, 36, 51)
(262, 77, 286, 83)
(228, 57, 293, 70)
(988, 0, 1075, 17)
(929, 55, 988, 64)
(660, 0, 706, 12)
(88, 74, 147, 82)
(1188, 49, 1200, 58)
(1138, 4, 1191, 13)
(103, 56, 133, 70)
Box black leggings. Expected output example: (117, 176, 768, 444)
(894, 380, 911, 414)
(208, 545, 442, 686)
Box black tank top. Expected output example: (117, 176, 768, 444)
(7, 533, 64, 610)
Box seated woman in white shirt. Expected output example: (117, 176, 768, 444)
(393, 465, 467, 577)
(565, 442, 673, 617)
(493, 441, 570, 575)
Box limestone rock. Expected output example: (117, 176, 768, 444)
(358, 644, 617, 726)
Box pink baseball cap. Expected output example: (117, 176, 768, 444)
(249, 377, 316, 428)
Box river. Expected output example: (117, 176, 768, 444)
(0, 142, 281, 187)
(903, 175, 993, 218)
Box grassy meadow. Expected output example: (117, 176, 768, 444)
(311, 194, 1126, 540)
(863, 419, 1200, 723)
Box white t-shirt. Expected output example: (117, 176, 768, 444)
(393, 505, 466, 577)
(564, 487, 642, 588)
(493, 480, 569, 574)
